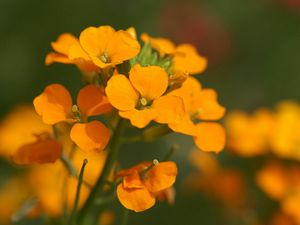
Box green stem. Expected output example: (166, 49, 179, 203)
(70, 159, 88, 225)
(120, 208, 130, 225)
(60, 153, 77, 177)
(122, 125, 172, 143)
(78, 118, 126, 224)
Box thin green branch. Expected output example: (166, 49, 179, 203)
(69, 159, 88, 225)
(78, 118, 127, 224)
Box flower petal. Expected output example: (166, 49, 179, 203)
(51, 33, 79, 55)
(129, 64, 168, 100)
(68, 43, 91, 61)
(33, 84, 73, 125)
(79, 26, 115, 57)
(70, 121, 110, 152)
(45, 53, 72, 65)
(119, 109, 157, 128)
(107, 30, 140, 64)
(173, 44, 207, 74)
(12, 138, 62, 165)
(77, 85, 112, 117)
(106, 75, 139, 111)
(144, 161, 178, 193)
(168, 114, 197, 136)
(116, 184, 155, 212)
(193, 89, 226, 120)
(194, 122, 226, 153)
(152, 95, 185, 124)
(123, 170, 144, 189)
(141, 33, 175, 56)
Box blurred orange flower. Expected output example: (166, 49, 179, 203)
(11, 132, 62, 165)
(225, 109, 274, 157)
(257, 161, 300, 224)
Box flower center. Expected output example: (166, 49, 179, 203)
(140, 97, 148, 106)
(99, 52, 110, 63)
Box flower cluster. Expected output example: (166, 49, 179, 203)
(0, 25, 226, 224)
(225, 101, 300, 159)
(224, 100, 300, 225)
(257, 161, 300, 224)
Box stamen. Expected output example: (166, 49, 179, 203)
(72, 105, 79, 113)
(99, 52, 109, 63)
(140, 98, 148, 106)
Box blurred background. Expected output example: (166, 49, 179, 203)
(0, 0, 300, 224)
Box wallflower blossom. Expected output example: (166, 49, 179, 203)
(225, 101, 300, 160)
(11, 132, 62, 165)
(0, 105, 64, 164)
(34, 84, 111, 152)
(256, 161, 300, 224)
(45, 33, 98, 74)
(225, 109, 274, 157)
(269, 101, 300, 160)
(27, 149, 106, 217)
(69, 25, 140, 69)
(141, 33, 207, 75)
(116, 161, 178, 212)
(45, 33, 79, 65)
(0, 177, 30, 224)
(187, 150, 246, 208)
(0, 106, 52, 158)
(106, 64, 185, 128)
(0, 24, 228, 222)
(169, 77, 226, 152)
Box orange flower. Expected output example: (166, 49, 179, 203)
(34, 84, 111, 152)
(0, 105, 52, 158)
(0, 105, 63, 165)
(256, 161, 289, 200)
(106, 64, 185, 128)
(187, 150, 246, 208)
(270, 101, 300, 160)
(45, 33, 79, 65)
(141, 33, 176, 57)
(69, 26, 140, 68)
(225, 109, 274, 157)
(0, 177, 30, 224)
(256, 161, 300, 224)
(169, 77, 226, 153)
(11, 132, 62, 165)
(141, 33, 207, 74)
(155, 187, 176, 205)
(45, 33, 98, 73)
(172, 44, 207, 75)
(27, 149, 106, 217)
(116, 161, 178, 212)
